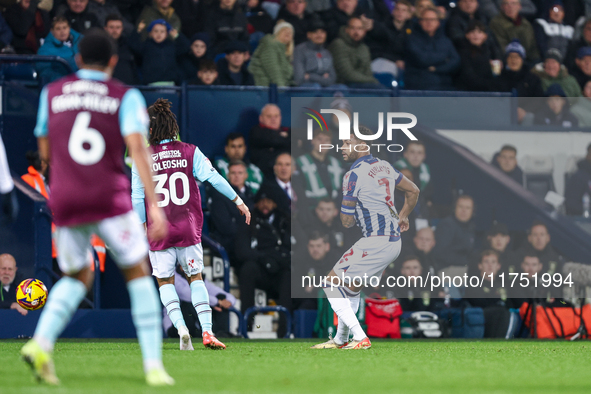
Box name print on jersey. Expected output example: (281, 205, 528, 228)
(51, 80, 120, 114)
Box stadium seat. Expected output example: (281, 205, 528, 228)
(293, 309, 317, 338)
(564, 155, 584, 186)
(373, 73, 396, 89)
(522, 155, 556, 201)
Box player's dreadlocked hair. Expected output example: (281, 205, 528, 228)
(148, 98, 179, 146)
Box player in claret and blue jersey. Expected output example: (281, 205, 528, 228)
(21, 28, 174, 386)
(131, 99, 250, 351)
(312, 126, 420, 350)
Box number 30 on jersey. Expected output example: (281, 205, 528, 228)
(153, 172, 190, 207)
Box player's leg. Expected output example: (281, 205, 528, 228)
(180, 244, 226, 350)
(98, 211, 173, 386)
(150, 248, 193, 351)
(22, 225, 95, 384)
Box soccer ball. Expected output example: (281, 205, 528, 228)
(16, 279, 48, 311)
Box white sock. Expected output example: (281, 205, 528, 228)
(324, 286, 366, 342)
(335, 318, 349, 344)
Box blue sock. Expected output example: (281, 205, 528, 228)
(159, 284, 185, 330)
(190, 280, 212, 334)
(34, 276, 87, 352)
(128, 276, 162, 372)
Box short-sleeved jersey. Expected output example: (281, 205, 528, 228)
(342, 154, 402, 241)
(34, 70, 149, 226)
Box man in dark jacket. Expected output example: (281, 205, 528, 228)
(516, 221, 562, 275)
(404, 7, 460, 90)
(565, 143, 591, 216)
(455, 20, 500, 91)
(56, 0, 100, 34)
(4, 0, 49, 54)
(104, 14, 139, 85)
(0, 254, 27, 316)
(236, 186, 292, 328)
(364, 0, 412, 69)
(205, 0, 249, 55)
(565, 17, 591, 73)
(321, 0, 360, 43)
(257, 153, 292, 215)
(533, 83, 579, 127)
(276, 0, 321, 46)
(491, 144, 524, 185)
(249, 104, 290, 177)
(571, 46, 591, 90)
(432, 195, 477, 270)
(446, 0, 495, 50)
(209, 160, 256, 270)
(217, 40, 255, 85)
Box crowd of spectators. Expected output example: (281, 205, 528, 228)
(2, 0, 591, 98)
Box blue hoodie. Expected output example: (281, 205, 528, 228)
(36, 29, 82, 83)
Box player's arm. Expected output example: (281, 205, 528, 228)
(340, 198, 357, 228)
(192, 147, 251, 225)
(126, 133, 168, 240)
(340, 170, 358, 228)
(395, 174, 420, 233)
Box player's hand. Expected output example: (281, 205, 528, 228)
(398, 216, 410, 233)
(11, 302, 28, 316)
(237, 203, 251, 225)
(148, 206, 169, 241)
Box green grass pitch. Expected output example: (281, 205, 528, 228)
(1, 339, 591, 393)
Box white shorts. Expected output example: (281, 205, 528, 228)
(149, 243, 203, 279)
(54, 210, 148, 275)
(332, 236, 401, 282)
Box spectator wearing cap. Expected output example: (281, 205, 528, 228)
(244, 0, 274, 35)
(489, 0, 540, 65)
(533, 83, 579, 126)
(276, 0, 322, 46)
(179, 32, 211, 81)
(565, 143, 591, 215)
(491, 144, 524, 185)
(217, 40, 255, 86)
(498, 40, 544, 122)
(104, 14, 139, 85)
(249, 21, 294, 87)
(130, 18, 190, 85)
(55, 0, 100, 34)
(204, 0, 249, 55)
(571, 47, 591, 90)
(455, 20, 502, 91)
(534, 0, 573, 59)
(136, 0, 182, 41)
(293, 20, 339, 87)
(364, 0, 413, 78)
(570, 80, 591, 126)
(404, 7, 460, 90)
(329, 17, 381, 88)
(4, 0, 49, 54)
(532, 48, 582, 97)
(565, 18, 591, 73)
(37, 17, 81, 83)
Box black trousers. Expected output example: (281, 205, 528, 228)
(239, 260, 292, 314)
